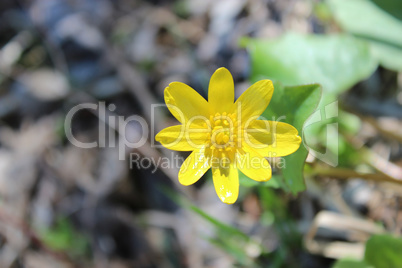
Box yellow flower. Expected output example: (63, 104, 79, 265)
(156, 68, 301, 204)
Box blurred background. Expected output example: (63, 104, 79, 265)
(0, 0, 401, 267)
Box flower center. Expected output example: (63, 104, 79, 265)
(208, 112, 239, 152)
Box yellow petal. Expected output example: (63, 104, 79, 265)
(208, 67, 234, 113)
(179, 147, 210, 186)
(165, 82, 210, 125)
(155, 125, 209, 151)
(212, 163, 239, 204)
(233, 80, 273, 123)
(237, 144, 272, 182)
(245, 120, 302, 157)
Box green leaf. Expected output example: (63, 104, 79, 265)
(328, 0, 402, 71)
(39, 218, 88, 256)
(332, 259, 372, 268)
(263, 83, 321, 194)
(163, 186, 262, 266)
(370, 0, 402, 20)
(240, 33, 376, 189)
(327, 0, 402, 45)
(240, 33, 377, 98)
(364, 234, 402, 268)
(190, 205, 262, 267)
(369, 41, 402, 72)
(190, 205, 249, 241)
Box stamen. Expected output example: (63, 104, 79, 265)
(216, 132, 224, 144)
(223, 135, 229, 144)
(208, 112, 240, 151)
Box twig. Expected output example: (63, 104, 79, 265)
(343, 134, 402, 182)
(0, 31, 33, 75)
(310, 165, 402, 185)
(106, 46, 166, 131)
(354, 113, 402, 144)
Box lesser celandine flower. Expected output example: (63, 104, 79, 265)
(156, 68, 301, 204)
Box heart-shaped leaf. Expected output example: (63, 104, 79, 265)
(263, 83, 321, 194)
(240, 33, 377, 100)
